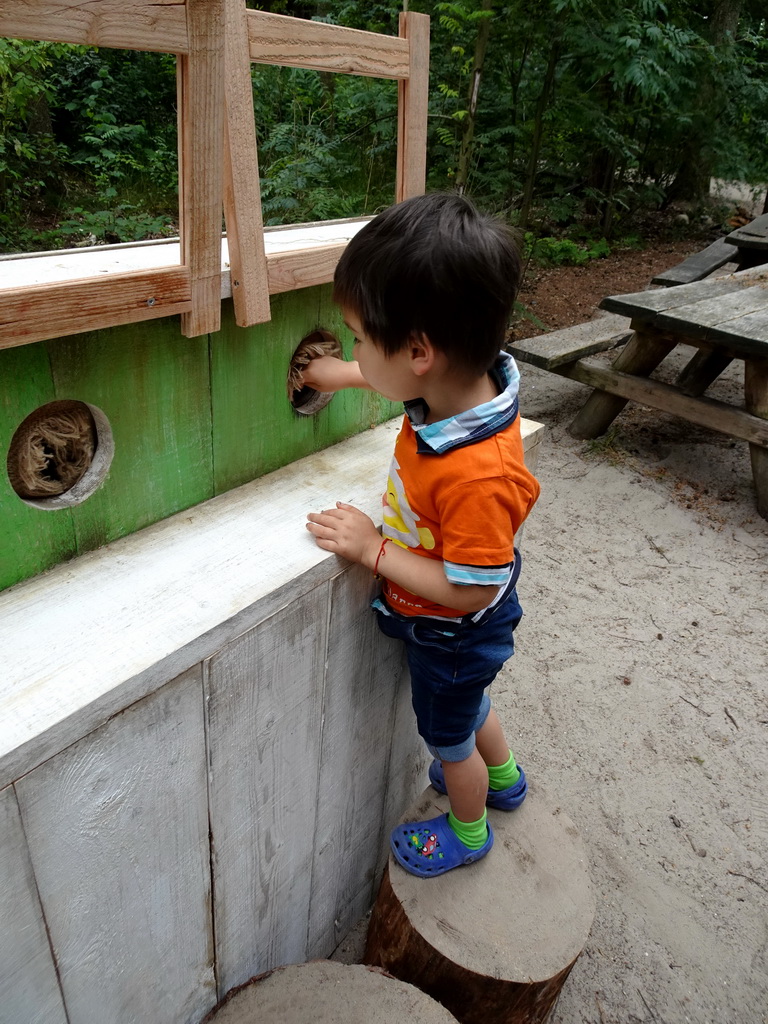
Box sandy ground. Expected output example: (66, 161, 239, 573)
(501, 352, 768, 1024)
(334, 346, 767, 1024)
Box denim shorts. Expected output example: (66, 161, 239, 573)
(375, 589, 523, 762)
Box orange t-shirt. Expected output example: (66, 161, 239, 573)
(380, 412, 540, 619)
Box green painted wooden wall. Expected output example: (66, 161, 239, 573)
(0, 286, 398, 592)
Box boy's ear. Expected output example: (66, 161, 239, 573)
(408, 332, 438, 376)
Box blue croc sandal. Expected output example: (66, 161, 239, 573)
(390, 813, 494, 877)
(428, 759, 528, 811)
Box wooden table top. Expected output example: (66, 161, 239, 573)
(600, 265, 768, 360)
(726, 212, 768, 250)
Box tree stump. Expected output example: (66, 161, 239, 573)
(201, 960, 460, 1023)
(364, 784, 594, 1024)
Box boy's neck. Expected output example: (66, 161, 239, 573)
(419, 367, 499, 424)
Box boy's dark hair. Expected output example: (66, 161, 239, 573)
(333, 192, 522, 375)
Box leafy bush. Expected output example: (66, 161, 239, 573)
(525, 233, 611, 266)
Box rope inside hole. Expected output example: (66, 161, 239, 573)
(7, 400, 98, 499)
(287, 330, 343, 415)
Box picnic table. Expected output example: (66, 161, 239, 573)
(725, 211, 768, 269)
(566, 264, 768, 518)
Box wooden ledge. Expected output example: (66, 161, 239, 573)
(0, 218, 371, 301)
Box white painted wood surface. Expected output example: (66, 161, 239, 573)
(206, 585, 330, 995)
(0, 786, 68, 1024)
(306, 564, 411, 958)
(14, 668, 215, 1024)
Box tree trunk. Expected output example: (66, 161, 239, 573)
(365, 786, 594, 1024)
(456, 0, 494, 194)
(668, 0, 742, 204)
(201, 961, 460, 1024)
(518, 43, 558, 227)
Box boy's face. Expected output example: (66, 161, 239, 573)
(343, 307, 425, 403)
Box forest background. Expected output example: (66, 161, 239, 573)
(0, 0, 766, 261)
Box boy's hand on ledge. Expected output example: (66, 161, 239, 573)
(306, 502, 380, 566)
(300, 356, 370, 392)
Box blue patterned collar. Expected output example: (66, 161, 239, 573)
(403, 351, 520, 455)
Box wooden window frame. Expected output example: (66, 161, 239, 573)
(224, 7, 430, 327)
(0, 0, 226, 347)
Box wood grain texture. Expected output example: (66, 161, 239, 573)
(651, 237, 738, 286)
(0, 344, 77, 591)
(563, 355, 768, 447)
(0, 267, 191, 350)
(205, 586, 330, 995)
(15, 668, 216, 1024)
(744, 357, 768, 518)
(0, 0, 189, 53)
(47, 317, 214, 552)
(179, 0, 225, 338)
(0, 785, 67, 1024)
(266, 242, 348, 294)
(223, 0, 271, 327)
(510, 313, 632, 370)
(210, 287, 398, 494)
(201, 962, 460, 1024)
(366, 786, 594, 1024)
(247, 9, 409, 78)
(396, 12, 430, 203)
(567, 329, 677, 440)
(600, 265, 768, 318)
(307, 564, 412, 958)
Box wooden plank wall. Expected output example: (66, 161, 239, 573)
(0, 286, 399, 591)
(0, 419, 543, 1023)
(0, 563, 418, 1023)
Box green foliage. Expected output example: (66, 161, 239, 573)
(1, 1, 767, 252)
(524, 233, 611, 266)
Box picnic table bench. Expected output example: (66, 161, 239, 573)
(511, 264, 768, 518)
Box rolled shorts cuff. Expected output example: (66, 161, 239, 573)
(425, 693, 491, 763)
(427, 735, 477, 763)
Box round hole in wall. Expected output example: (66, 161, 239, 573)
(287, 329, 343, 416)
(6, 399, 114, 510)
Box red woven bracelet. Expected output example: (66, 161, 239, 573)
(373, 537, 390, 579)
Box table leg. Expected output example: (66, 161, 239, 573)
(676, 349, 733, 397)
(744, 357, 768, 520)
(568, 327, 677, 440)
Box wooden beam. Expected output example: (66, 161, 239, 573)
(396, 11, 430, 203)
(0, 0, 189, 53)
(179, 0, 226, 338)
(0, 268, 191, 350)
(223, 0, 271, 327)
(267, 242, 348, 294)
(246, 9, 410, 78)
(563, 356, 768, 448)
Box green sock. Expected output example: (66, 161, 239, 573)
(447, 810, 488, 850)
(487, 751, 521, 791)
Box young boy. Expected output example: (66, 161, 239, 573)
(304, 192, 540, 877)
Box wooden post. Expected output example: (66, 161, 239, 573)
(745, 356, 768, 519)
(396, 11, 430, 203)
(568, 325, 676, 440)
(180, 0, 226, 338)
(223, 0, 271, 327)
(675, 347, 733, 397)
(365, 787, 594, 1024)
(202, 961, 460, 1023)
